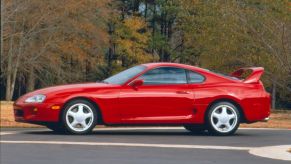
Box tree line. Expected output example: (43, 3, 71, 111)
(1, 0, 290, 109)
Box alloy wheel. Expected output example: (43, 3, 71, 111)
(65, 103, 94, 132)
(210, 105, 238, 133)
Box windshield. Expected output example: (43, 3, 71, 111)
(103, 65, 147, 84)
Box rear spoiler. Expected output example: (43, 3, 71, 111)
(230, 67, 264, 84)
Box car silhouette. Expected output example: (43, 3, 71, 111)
(14, 62, 270, 135)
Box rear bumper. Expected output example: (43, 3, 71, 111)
(242, 92, 271, 123)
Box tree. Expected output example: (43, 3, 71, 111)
(1, 0, 110, 100)
(1, 0, 290, 109)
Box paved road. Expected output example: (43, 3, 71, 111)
(1, 127, 291, 164)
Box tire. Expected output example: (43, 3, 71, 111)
(206, 102, 240, 136)
(184, 125, 206, 134)
(61, 99, 97, 134)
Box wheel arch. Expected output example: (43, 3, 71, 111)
(61, 96, 104, 125)
(205, 98, 247, 123)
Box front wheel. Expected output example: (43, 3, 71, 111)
(206, 102, 240, 136)
(62, 100, 97, 134)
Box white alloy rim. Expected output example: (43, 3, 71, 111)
(65, 103, 94, 132)
(210, 105, 238, 133)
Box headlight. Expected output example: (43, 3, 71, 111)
(25, 94, 46, 103)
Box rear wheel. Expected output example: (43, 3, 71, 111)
(61, 99, 97, 134)
(206, 102, 240, 136)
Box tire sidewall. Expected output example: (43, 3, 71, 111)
(206, 102, 240, 136)
(62, 99, 97, 134)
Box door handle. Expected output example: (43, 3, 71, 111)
(176, 91, 190, 94)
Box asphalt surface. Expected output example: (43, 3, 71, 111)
(1, 127, 291, 164)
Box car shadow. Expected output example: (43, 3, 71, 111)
(23, 129, 249, 137)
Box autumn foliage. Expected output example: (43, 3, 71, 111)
(0, 0, 290, 109)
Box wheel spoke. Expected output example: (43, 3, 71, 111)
(215, 121, 223, 128)
(221, 106, 228, 116)
(224, 122, 231, 130)
(228, 113, 236, 119)
(213, 112, 221, 119)
(77, 105, 84, 114)
(84, 112, 93, 119)
(71, 120, 78, 127)
(80, 120, 87, 128)
(68, 111, 76, 118)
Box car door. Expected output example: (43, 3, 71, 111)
(118, 67, 195, 124)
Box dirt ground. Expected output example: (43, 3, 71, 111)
(0, 101, 41, 127)
(1, 101, 291, 129)
(241, 110, 291, 129)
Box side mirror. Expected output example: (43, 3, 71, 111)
(130, 79, 144, 89)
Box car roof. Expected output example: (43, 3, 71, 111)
(142, 62, 207, 72)
(141, 62, 239, 83)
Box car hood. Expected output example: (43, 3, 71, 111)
(16, 82, 118, 102)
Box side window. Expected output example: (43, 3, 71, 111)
(188, 71, 205, 83)
(141, 67, 187, 85)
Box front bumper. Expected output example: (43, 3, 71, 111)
(14, 102, 62, 123)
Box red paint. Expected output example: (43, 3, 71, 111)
(14, 63, 270, 126)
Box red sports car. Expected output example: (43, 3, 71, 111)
(14, 63, 270, 135)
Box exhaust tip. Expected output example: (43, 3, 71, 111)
(261, 117, 270, 122)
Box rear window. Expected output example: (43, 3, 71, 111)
(187, 71, 205, 83)
(204, 69, 240, 80)
(213, 72, 240, 80)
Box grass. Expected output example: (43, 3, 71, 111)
(1, 101, 291, 129)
